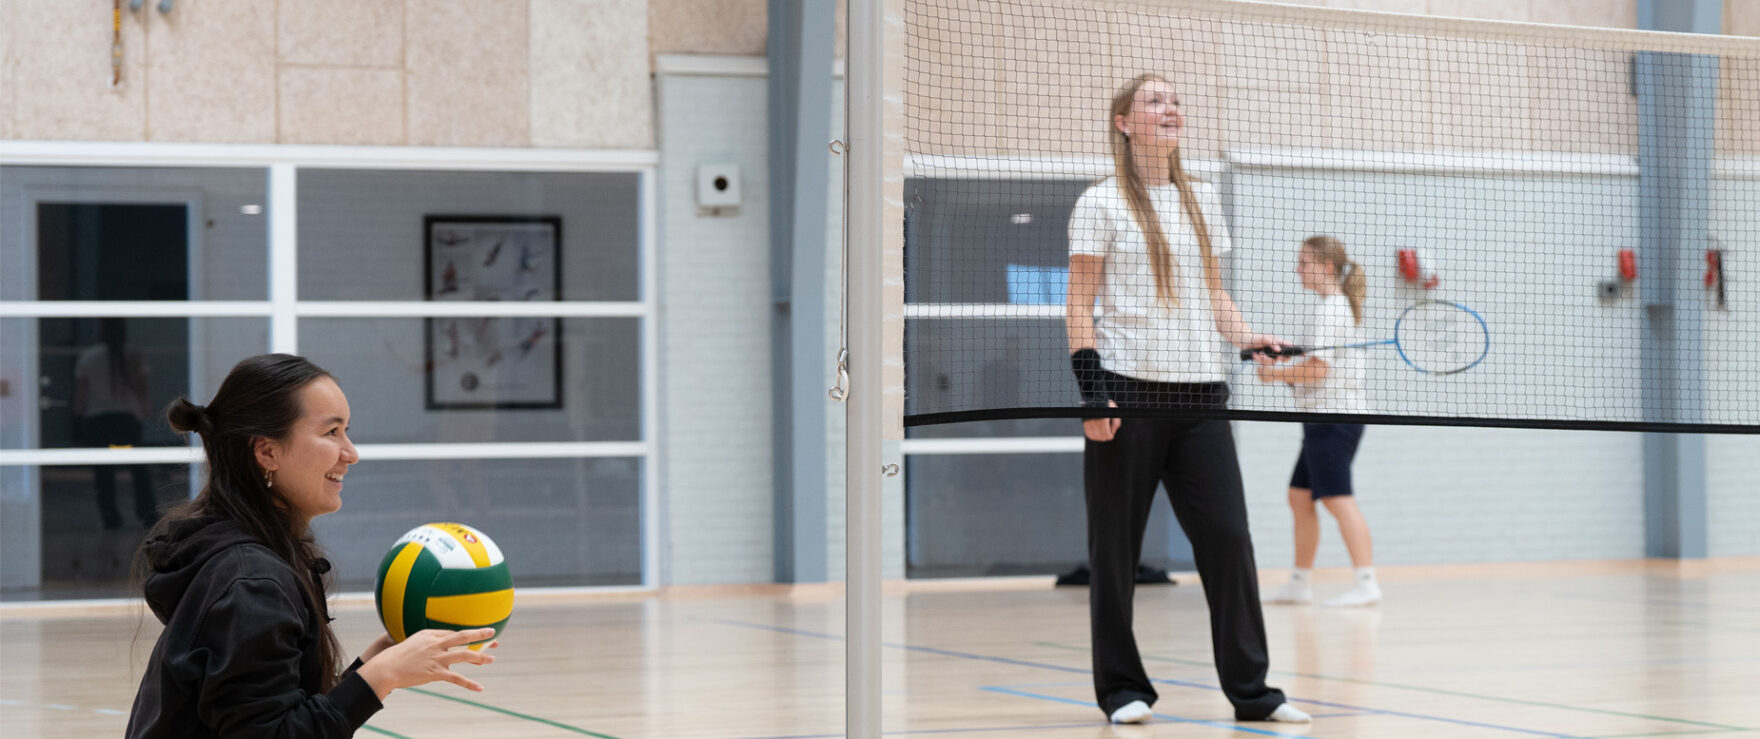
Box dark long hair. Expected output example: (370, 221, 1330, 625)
(143, 353, 345, 690)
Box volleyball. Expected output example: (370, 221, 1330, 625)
(374, 523, 513, 650)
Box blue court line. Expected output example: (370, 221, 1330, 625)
(730, 721, 1140, 739)
(980, 686, 1309, 738)
(714, 619, 1595, 738)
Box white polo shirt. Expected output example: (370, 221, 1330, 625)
(1068, 177, 1233, 383)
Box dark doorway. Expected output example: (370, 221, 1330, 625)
(31, 202, 193, 596)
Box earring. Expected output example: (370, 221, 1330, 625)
(265, 469, 274, 488)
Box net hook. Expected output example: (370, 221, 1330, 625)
(829, 348, 850, 402)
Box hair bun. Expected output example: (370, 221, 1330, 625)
(166, 397, 214, 435)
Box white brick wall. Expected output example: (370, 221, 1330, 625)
(657, 72, 777, 584)
(1708, 434, 1760, 556)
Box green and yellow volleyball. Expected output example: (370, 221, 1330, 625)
(374, 523, 513, 650)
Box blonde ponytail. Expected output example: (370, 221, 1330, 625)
(1302, 235, 1365, 325)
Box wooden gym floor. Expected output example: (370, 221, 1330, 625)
(3, 559, 1758, 738)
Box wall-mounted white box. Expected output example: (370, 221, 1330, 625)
(697, 163, 741, 209)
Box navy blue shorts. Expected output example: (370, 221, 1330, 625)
(1289, 423, 1365, 499)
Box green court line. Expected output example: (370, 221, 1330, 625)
(359, 724, 415, 738)
(406, 687, 621, 738)
(1033, 641, 1751, 732)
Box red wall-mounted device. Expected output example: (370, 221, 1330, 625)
(1398, 249, 1420, 283)
(1618, 249, 1637, 282)
(1397, 249, 1439, 289)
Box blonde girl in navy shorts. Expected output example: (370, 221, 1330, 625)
(1256, 236, 1381, 607)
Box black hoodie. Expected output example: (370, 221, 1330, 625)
(125, 515, 382, 738)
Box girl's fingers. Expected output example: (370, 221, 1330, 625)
(440, 628, 497, 648)
(438, 669, 485, 692)
(443, 650, 495, 666)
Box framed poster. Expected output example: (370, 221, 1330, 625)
(424, 216, 563, 410)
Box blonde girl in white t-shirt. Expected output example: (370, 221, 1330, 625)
(1064, 73, 1308, 727)
(1256, 235, 1381, 607)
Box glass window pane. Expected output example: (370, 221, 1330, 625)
(1, 463, 195, 602)
(0, 166, 269, 301)
(296, 169, 640, 301)
(905, 453, 1191, 578)
(905, 317, 1078, 437)
(1, 318, 270, 449)
(312, 457, 642, 589)
(297, 317, 641, 443)
(904, 177, 1088, 303)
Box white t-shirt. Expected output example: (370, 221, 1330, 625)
(1068, 177, 1233, 383)
(1291, 294, 1367, 413)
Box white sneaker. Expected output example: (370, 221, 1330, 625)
(1264, 580, 1313, 604)
(1266, 703, 1312, 722)
(1109, 700, 1153, 724)
(1323, 580, 1382, 607)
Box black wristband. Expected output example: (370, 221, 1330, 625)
(1070, 348, 1110, 410)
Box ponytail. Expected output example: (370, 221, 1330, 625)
(1302, 235, 1364, 325)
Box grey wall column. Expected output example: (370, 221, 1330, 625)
(1636, 0, 1719, 559)
(769, 0, 836, 582)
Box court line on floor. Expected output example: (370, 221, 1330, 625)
(979, 686, 1308, 738)
(0, 698, 130, 718)
(732, 722, 1143, 738)
(404, 687, 620, 738)
(1033, 640, 1752, 732)
(713, 619, 1588, 738)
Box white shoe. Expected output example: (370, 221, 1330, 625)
(1109, 700, 1153, 724)
(1323, 581, 1382, 607)
(1266, 703, 1312, 722)
(1264, 580, 1313, 604)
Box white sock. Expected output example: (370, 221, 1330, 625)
(1354, 566, 1376, 583)
(1292, 568, 1313, 584)
(1266, 703, 1312, 722)
(1109, 700, 1153, 724)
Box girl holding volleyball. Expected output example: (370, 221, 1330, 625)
(128, 354, 496, 738)
(1258, 236, 1381, 608)
(1066, 73, 1308, 725)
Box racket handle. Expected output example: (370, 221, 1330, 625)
(1240, 345, 1307, 360)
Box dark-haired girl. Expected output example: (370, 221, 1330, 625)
(127, 354, 496, 738)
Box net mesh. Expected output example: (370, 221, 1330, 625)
(901, 0, 1760, 432)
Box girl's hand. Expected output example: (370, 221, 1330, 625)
(1247, 334, 1289, 359)
(1255, 361, 1278, 384)
(1083, 400, 1121, 442)
(356, 628, 498, 700)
